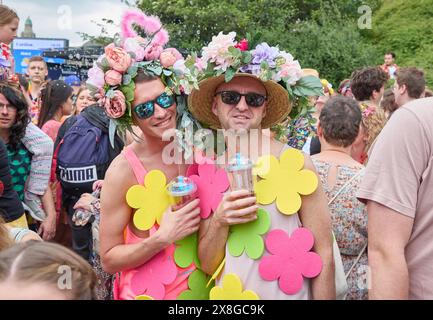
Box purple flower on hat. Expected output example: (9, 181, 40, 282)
(241, 43, 279, 75)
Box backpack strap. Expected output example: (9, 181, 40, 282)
(122, 146, 147, 185)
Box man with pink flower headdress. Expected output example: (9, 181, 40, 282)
(94, 10, 204, 300)
(188, 32, 335, 299)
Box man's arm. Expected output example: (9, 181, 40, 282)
(299, 154, 335, 300)
(367, 200, 413, 299)
(100, 155, 201, 274)
(198, 190, 258, 275)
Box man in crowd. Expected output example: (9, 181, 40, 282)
(380, 51, 399, 79)
(393, 67, 425, 108)
(190, 44, 335, 299)
(25, 56, 48, 124)
(358, 96, 433, 299)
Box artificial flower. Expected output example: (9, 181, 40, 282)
(210, 273, 259, 300)
(144, 43, 164, 61)
(104, 70, 123, 86)
(258, 228, 323, 295)
(234, 38, 249, 51)
(131, 246, 177, 299)
(126, 170, 171, 231)
(201, 31, 237, 71)
(227, 208, 271, 259)
(254, 148, 318, 215)
(177, 270, 214, 300)
(123, 37, 145, 62)
(87, 63, 105, 88)
(104, 44, 132, 73)
(104, 90, 126, 119)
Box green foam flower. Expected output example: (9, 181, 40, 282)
(177, 270, 214, 300)
(174, 232, 201, 269)
(227, 208, 271, 259)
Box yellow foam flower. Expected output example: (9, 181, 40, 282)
(254, 148, 318, 215)
(135, 295, 154, 300)
(126, 170, 170, 231)
(210, 274, 259, 300)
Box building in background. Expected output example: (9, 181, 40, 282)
(12, 17, 102, 81)
(21, 17, 36, 38)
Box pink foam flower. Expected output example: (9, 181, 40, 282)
(259, 228, 323, 295)
(187, 159, 230, 219)
(130, 246, 177, 299)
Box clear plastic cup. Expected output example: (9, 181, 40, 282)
(167, 176, 198, 211)
(226, 153, 255, 194)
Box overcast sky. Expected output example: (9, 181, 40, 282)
(4, 0, 130, 46)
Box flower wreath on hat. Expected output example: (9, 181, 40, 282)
(86, 9, 200, 136)
(187, 32, 324, 138)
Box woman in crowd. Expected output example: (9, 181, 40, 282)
(0, 241, 96, 299)
(37, 80, 73, 229)
(0, 84, 56, 240)
(312, 96, 367, 300)
(73, 86, 96, 115)
(380, 89, 398, 119)
(0, 5, 19, 81)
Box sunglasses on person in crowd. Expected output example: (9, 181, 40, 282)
(215, 91, 267, 108)
(133, 92, 175, 119)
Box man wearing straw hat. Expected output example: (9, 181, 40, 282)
(189, 33, 335, 299)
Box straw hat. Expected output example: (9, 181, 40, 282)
(188, 73, 292, 129)
(302, 68, 319, 78)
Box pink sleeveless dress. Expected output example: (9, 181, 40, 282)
(113, 146, 195, 300)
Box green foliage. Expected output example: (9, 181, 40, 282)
(365, 0, 433, 88)
(133, 0, 380, 87)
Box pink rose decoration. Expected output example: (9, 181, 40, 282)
(104, 90, 127, 119)
(159, 48, 183, 68)
(194, 57, 206, 72)
(123, 37, 145, 62)
(87, 64, 105, 89)
(144, 43, 163, 61)
(259, 228, 323, 295)
(130, 246, 177, 299)
(104, 44, 132, 73)
(104, 70, 123, 86)
(188, 159, 230, 219)
(234, 39, 249, 51)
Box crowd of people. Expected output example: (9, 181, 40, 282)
(1, 4, 433, 301)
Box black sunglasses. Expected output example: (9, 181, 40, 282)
(215, 91, 267, 108)
(133, 92, 175, 119)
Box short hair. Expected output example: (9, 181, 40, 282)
(380, 89, 398, 116)
(350, 67, 388, 101)
(395, 67, 425, 99)
(0, 241, 96, 300)
(0, 5, 18, 27)
(385, 52, 396, 59)
(319, 96, 362, 147)
(28, 56, 47, 69)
